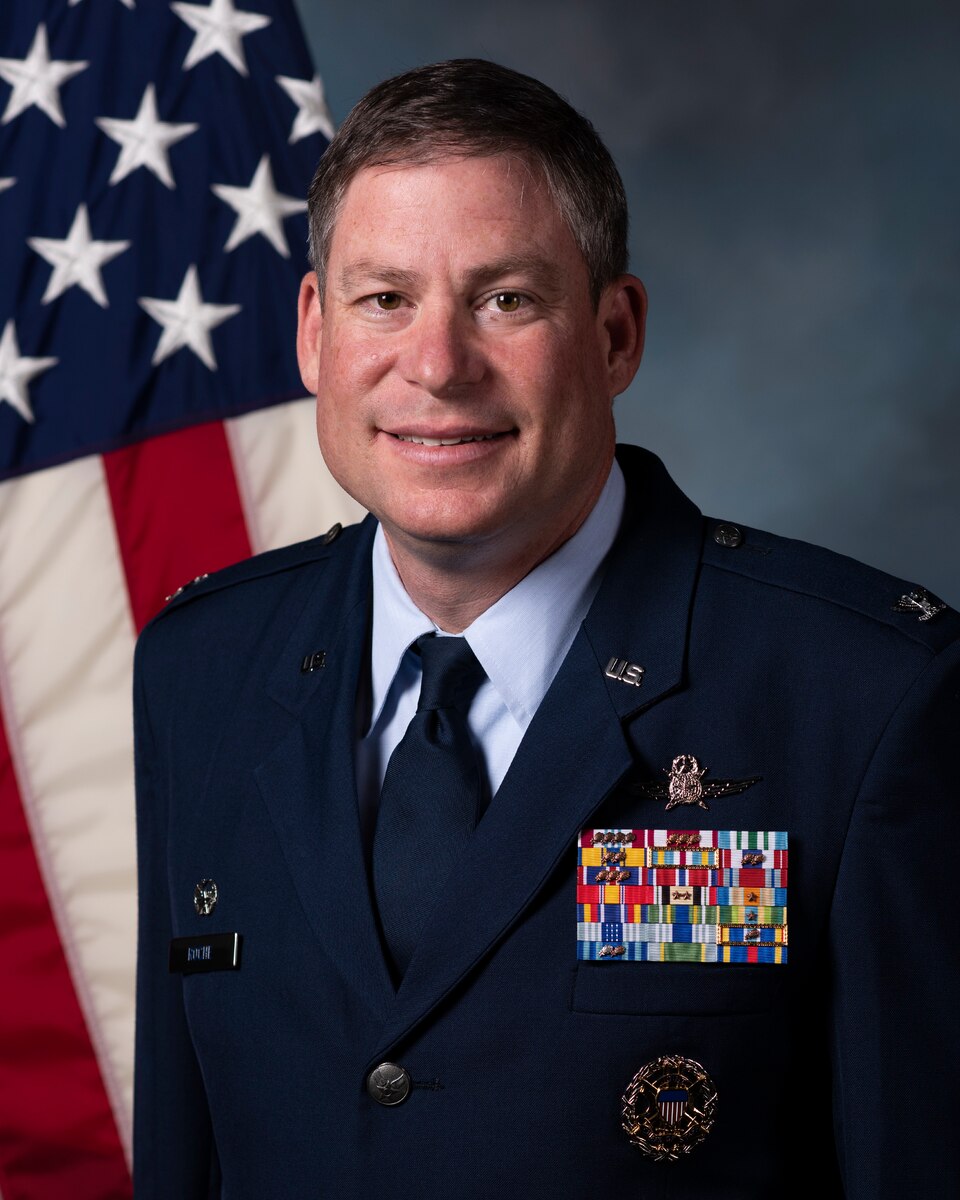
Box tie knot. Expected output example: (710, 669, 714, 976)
(415, 634, 485, 712)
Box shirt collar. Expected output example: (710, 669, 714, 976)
(367, 459, 625, 733)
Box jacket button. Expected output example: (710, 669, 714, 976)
(713, 522, 743, 548)
(366, 1062, 411, 1106)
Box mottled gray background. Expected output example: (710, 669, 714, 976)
(294, 0, 959, 601)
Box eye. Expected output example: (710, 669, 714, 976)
(478, 291, 531, 316)
(374, 292, 403, 310)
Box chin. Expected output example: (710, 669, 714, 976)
(380, 504, 508, 552)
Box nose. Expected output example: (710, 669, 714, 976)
(398, 302, 484, 396)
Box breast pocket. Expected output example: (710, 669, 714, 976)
(575, 826, 789, 1014)
(571, 960, 789, 1015)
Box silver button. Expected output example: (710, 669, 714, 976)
(366, 1062, 411, 1106)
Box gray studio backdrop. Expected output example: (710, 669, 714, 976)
(294, 0, 959, 602)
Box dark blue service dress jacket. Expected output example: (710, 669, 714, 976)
(133, 445, 960, 1199)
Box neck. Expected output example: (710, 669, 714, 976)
(384, 544, 539, 634)
(382, 474, 610, 633)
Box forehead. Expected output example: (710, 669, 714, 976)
(328, 154, 584, 277)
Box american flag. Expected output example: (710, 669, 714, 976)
(0, 2, 362, 1195)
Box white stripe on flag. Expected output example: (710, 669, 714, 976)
(226, 396, 366, 554)
(0, 457, 137, 1159)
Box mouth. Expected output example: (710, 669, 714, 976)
(390, 432, 506, 447)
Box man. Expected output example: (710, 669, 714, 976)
(134, 60, 959, 1198)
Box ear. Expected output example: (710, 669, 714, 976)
(296, 271, 323, 394)
(598, 274, 647, 398)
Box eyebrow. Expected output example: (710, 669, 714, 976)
(468, 255, 565, 293)
(336, 254, 565, 295)
(336, 261, 421, 292)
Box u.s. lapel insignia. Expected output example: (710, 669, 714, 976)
(604, 656, 644, 687)
(635, 754, 761, 811)
(300, 650, 326, 673)
(621, 1054, 717, 1161)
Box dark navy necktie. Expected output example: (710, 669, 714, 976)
(372, 634, 487, 977)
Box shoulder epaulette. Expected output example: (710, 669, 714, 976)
(701, 516, 959, 653)
(149, 519, 365, 627)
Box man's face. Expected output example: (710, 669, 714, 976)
(297, 154, 644, 571)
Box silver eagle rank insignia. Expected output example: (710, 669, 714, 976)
(634, 753, 761, 811)
(893, 588, 946, 622)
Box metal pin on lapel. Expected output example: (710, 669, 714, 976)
(300, 650, 326, 673)
(605, 656, 644, 687)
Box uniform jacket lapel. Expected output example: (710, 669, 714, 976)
(253, 516, 397, 1020)
(373, 446, 705, 1056)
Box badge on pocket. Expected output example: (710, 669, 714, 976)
(577, 828, 788, 964)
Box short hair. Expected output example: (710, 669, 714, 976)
(307, 59, 628, 307)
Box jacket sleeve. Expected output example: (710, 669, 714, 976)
(133, 632, 219, 1198)
(829, 637, 960, 1198)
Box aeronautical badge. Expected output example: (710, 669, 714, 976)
(621, 1054, 717, 1161)
(635, 754, 761, 811)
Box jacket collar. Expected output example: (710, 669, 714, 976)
(585, 443, 703, 720)
(263, 515, 377, 717)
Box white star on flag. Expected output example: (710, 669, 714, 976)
(139, 264, 241, 370)
(97, 83, 199, 189)
(212, 153, 307, 257)
(28, 204, 131, 308)
(0, 178, 15, 193)
(276, 74, 334, 143)
(0, 319, 58, 424)
(0, 23, 89, 128)
(172, 0, 271, 78)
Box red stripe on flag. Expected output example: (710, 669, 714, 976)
(103, 421, 253, 632)
(0, 704, 131, 1200)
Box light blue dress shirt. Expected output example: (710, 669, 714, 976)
(355, 460, 626, 843)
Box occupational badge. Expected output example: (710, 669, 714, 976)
(621, 1054, 717, 1161)
(193, 878, 218, 916)
(634, 754, 761, 811)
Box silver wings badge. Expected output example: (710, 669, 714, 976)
(635, 754, 761, 811)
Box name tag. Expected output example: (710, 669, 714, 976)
(169, 932, 242, 974)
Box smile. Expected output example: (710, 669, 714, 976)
(391, 433, 504, 446)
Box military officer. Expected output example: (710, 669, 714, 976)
(134, 59, 960, 1198)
